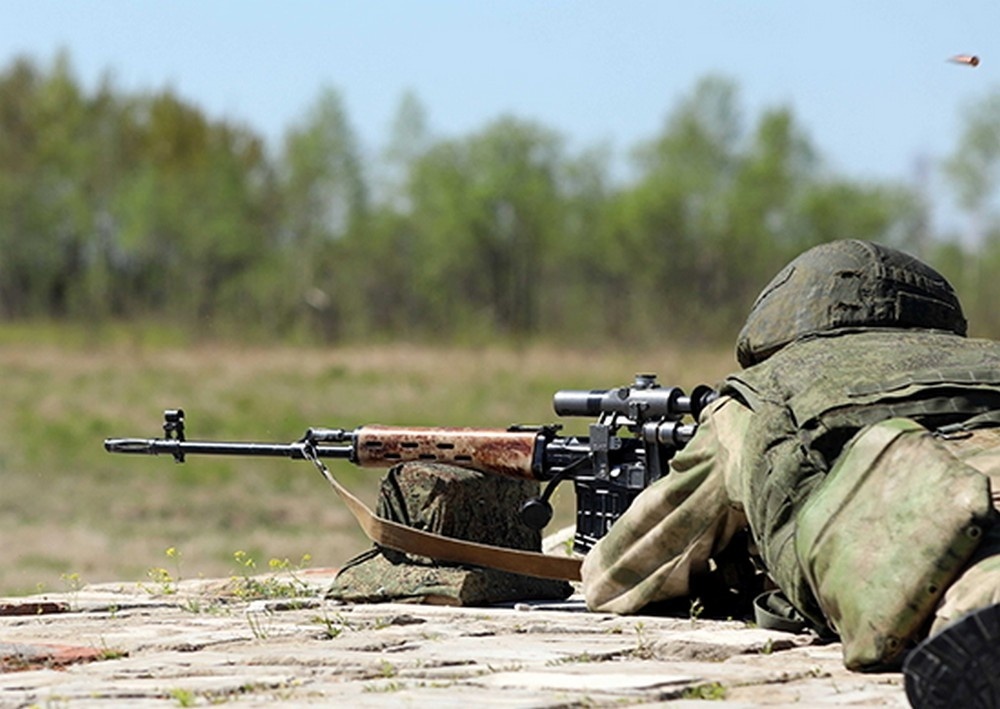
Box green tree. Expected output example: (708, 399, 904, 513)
(938, 89, 1000, 337)
(0, 53, 953, 344)
(275, 86, 368, 339)
(110, 89, 275, 326)
(943, 91, 1000, 244)
(380, 90, 430, 209)
(618, 76, 748, 337)
(609, 76, 922, 340)
(0, 53, 95, 317)
(348, 91, 433, 338)
(408, 117, 564, 337)
(543, 143, 614, 336)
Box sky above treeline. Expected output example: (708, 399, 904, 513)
(2, 1, 996, 190)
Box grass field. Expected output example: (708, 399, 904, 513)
(0, 325, 737, 596)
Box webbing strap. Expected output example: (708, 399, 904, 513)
(301, 442, 583, 582)
(753, 591, 809, 634)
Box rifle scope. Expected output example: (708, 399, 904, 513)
(552, 374, 717, 421)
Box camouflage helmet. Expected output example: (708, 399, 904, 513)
(736, 240, 967, 368)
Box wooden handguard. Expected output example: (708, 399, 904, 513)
(353, 425, 542, 480)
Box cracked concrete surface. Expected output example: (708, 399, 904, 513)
(0, 570, 907, 707)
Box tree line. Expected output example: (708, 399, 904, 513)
(3, 52, 1000, 345)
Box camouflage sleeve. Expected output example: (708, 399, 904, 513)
(580, 397, 751, 614)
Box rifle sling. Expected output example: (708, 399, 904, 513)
(303, 444, 582, 582)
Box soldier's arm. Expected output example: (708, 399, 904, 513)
(580, 397, 751, 614)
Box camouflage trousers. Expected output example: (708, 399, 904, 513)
(931, 427, 1000, 632)
(582, 402, 1000, 670)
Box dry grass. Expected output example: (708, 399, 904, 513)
(0, 333, 737, 595)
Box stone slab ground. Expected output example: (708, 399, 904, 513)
(0, 569, 908, 708)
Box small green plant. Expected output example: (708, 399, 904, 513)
(96, 637, 128, 661)
(689, 597, 705, 625)
(230, 551, 313, 600)
(372, 615, 394, 630)
(58, 571, 85, 610)
(233, 549, 257, 577)
(546, 651, 600, 665)
(562, 536, 574, 556)
(682, 682, 727, 700)
(483, 662, 524, 674)
(145, 567, 176, 595)
(179, 598, 205, 614)
(363, 681, 403, 694)
(99, 647, 128, 661)
(143, 547, 184, 595)
(268, 554, 312, 587)
(314, 611, 347, 639)
(245, 606, 274, 640)
(60, 572, 84, 592)
(166, 546, 183, 580)
(378, 659, 398, 678)
(168, 687, 196, 707)
(631, 621, 656, 659)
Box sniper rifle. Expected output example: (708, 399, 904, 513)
(105, 374, 717, 557)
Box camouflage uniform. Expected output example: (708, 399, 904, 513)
(581, 241, 1000, 695)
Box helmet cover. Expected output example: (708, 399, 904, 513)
(736, 240, 967, 367)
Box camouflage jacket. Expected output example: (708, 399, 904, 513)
(724, 327, 1000, 620)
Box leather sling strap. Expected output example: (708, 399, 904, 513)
(302, 442, 583, 582)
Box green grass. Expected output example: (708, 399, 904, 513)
(0, 322, 736, 595)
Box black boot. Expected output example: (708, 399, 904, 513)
(903, 603, 1000, 709)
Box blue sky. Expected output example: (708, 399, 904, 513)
(1, 1, 996, 193)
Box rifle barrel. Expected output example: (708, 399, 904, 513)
(103, 438, 354, 460)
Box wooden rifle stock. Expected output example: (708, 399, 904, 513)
(352, 425, 544, 480)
